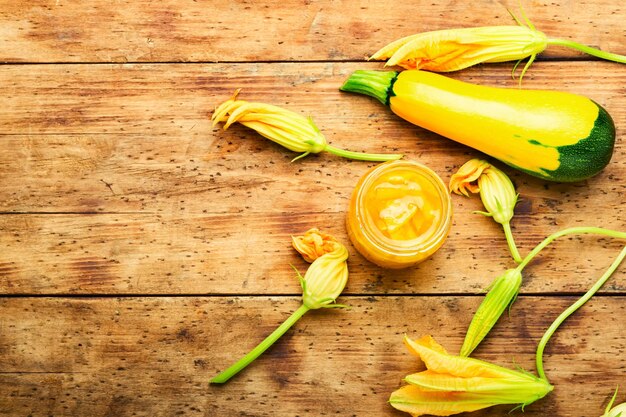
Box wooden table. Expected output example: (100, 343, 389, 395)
(1, 1, 624, 416)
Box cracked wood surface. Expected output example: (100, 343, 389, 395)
(0, 0, 625, 416)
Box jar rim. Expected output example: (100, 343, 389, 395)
(353, 160, 452, 258)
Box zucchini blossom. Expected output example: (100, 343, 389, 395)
(292, 228, 349, 310)
(392, 244, 626, 416)
(370, 13, 626, 81)
(372, 26, 547, 74)
(292, 227, 342, 263)
(460, 228, 626, 359)
(212, 90, 402, 162)
(390, 335, 552, 416)
(210, 229, 348, 384)
(450, 158, 521, 262)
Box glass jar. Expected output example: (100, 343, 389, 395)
(346, 160, 452, 269)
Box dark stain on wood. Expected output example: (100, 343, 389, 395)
(105, 395, 133, 417)
(176, 328, 195, 343)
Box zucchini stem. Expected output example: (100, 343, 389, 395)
(502, 222, 523, 263)
(324, 144, 403, 162)
(508, 226, 626, 383)
(340, 70, 398, 105)
(547, 38, 626, 64)
(515, 227, 626, 272)
(535, 245, 626, 382)
(210, 304, 310, 384)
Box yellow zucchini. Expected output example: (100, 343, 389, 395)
(340, 70, 615, 182)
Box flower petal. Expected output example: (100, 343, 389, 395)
(389, 385, 496, 416)
(403, 335, 526, 380)
(292, 228, 342, 263)
(405, 369, 550, 397)
(211, 92, 327, 154)
(449, 159, 490, 196)
(375, 26, 547, 72)
(370, 33, 424, 61)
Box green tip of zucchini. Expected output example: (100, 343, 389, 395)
(501, 103, 615, 183)
(547, 103, 615, 182)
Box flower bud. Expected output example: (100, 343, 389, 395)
(212, 89, 327, 158)
(212, 90, 402, 162)
(450, 159, 521, 262)
(477, 165, 518, 225)
(460, 268, 522, 357)
(450, 159, 518, 225)
(292, 229, 349, 310)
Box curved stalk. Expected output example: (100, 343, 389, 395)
(516, 227, 626, 272)
(547, 38, 626, 64)
(535, 246, 626, 382)
(502, 222, 522, 263)
(324, 144, 403, 162)
(210, 304, 310, 384)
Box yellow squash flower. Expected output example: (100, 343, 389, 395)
(212, 90, 402, 162)
(211, 229, 349, 384)
(370, 15, 626, 79)
(450, 159, 521, 262)
(450, 159, 517, 224)
(389, 335, 553, 416)
(292, 228, 342, 262)
(371, 26, 547, 73)
(292, 229, 349, 310)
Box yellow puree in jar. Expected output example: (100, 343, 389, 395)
(347, 160, 451, 269)
(364, 170, 441, 243)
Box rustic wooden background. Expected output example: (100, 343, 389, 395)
(0, 1, 624, 416)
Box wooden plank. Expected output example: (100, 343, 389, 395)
(0, 296, 623, 416)
(1, 62, 624, 136)
(0, 0, 624, 63)
(0, 61, 624, 295)
(0, 212, 625, 295)
(0, 62, 623, 213)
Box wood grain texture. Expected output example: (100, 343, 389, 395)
(0, 62, 622, 212)
(0, 0, 624, 63)
(0, 296, 624, 416)
(1, 211, 625, 295)
(1, 1, 625, 416)
(0, 62, 624, 295)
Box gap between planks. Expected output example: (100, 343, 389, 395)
(1, 293, 625, 298)
(0, 56, 607, 66)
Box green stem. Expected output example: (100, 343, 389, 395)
(535, 245, 626, 382)
(516, 227, 626, 272)
(502, 222, 523, 263)
(210, 303, 310, 384)
(324, 144, 403, 162)
(547, 38, 626, 64)
(339, 70, 398, 106)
